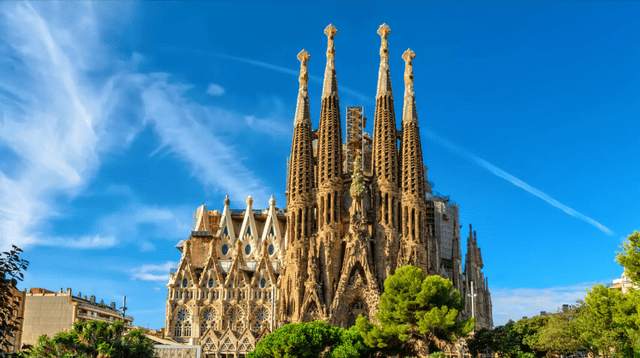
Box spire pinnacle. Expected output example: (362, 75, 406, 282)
(322, 24, 339, 99)
(376, 24, 393, 98)
(294, 50, 311, 125)
(402, 48, 418, 124)
(378, 24, 391, 63)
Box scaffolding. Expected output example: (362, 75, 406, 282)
(345, 106, 364, 175)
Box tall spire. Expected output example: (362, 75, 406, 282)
(376, 24, 393, 98)
(372, 23, 401, 285)
(316, 24, 344, 305)
(401, 48, 425, 201)
(322, 24, 339, 99)
(288, 50, 315, 207)
(282, 50, 315, 324)
(294, 50, 311, 126)
(317, 23, 343, 187)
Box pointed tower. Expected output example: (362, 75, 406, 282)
(372, 24, 401, 285)
(315, 24, 344, 305)
(281, 50, 314, 323)
(399, 48, 429, 274)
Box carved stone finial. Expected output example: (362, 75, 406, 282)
(378, 24, 391, 62)
(297, 50, 310, 89)
(224, 195, 230, 206)
(325, 24, 337, 62)
(402, 49, 416, 88)
(246, 195, 253, 207)
(269, 195, 276, 207)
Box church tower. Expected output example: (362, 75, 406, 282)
(371, 24, 401, 286)
(281, 50, 314, 323)
(315, 24, 344, 305)
(397, 49, 430, 274)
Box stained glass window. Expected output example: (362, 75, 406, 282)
(222, 245, 228, 255)
(245, 245, 251, 255)
(208, 279, 214, 288)
(260, 278, 266, 288)
(256, 308, 267, 322)
(268, 245, 274, 255)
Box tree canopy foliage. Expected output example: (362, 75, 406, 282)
(23, 321, 155, 358)
(247, 321, 371, 358)
(467, 230, 640, 358)
(0, 245, 29, 356)
(356, 265, 474, 356)
(616, 231, 640, 284)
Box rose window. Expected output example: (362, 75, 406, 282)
(203, 309, 217, 322)
(256, 308, 268, 322)
(177, 309, 190, 322)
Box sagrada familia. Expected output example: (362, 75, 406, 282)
(163, 24, 493, 357)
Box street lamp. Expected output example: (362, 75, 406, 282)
(119, 296, 128, 328)
(467, 281, 477, 329)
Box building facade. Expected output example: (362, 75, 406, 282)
(20, 287, 133, 346)
(165, 24, 493, 358)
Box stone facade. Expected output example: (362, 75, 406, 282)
(164, 23, 493, 358)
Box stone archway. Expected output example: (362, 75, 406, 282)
(347, 299, 367, 328)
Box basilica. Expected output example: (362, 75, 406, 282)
(164, 24, 493, 358)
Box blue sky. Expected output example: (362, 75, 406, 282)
(1, 1, 638, 329)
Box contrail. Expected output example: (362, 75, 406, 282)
(161, 46, 373, 103)
(423, 129, 613, 236)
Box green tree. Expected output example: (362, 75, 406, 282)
(0, 245, 29, 356)
(616, 231, 640, 284)
(535, 303, 591, 357)
(578, 283, 640, 357)
(356, 265, 474, 356)
(466, 327, 496, 357)
(23, 321, 155, 358)
(492, 321, 524, 358)
(513, 315, 549, 357)
(247, 321, 371, 358)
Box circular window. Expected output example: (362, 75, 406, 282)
(208, 279, 214, 288)
(256, 308, 268, 322)
(177, 309, 189, 321)
(268, 245, 274, 255)
(182, 278, 188, 287)
(260, 278, 266, 288)
(221, 244, 228, 255)
(245, 245, 251, 255)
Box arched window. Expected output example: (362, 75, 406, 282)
(245, 245, 251, 255)
(182, 278, 188, 287)
(260, 278, 266, 288)
(268, 245, 274, 255)
(222, 244, 229, 255)
(174, 322, 182, 337)
(208, 279, 214, 288)
(184, 321, 191, 336)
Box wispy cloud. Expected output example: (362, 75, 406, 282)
(130, 261, 177, 282)
(0, 2, 281, 250)
(161, 46, 373, 104)
(423, 129, 613, 235)
(491, 280, 612, 326)
(37, 235, 117, 249)
(206, 83, 225, 96)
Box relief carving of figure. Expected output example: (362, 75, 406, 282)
(349, 151, 366, 220)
